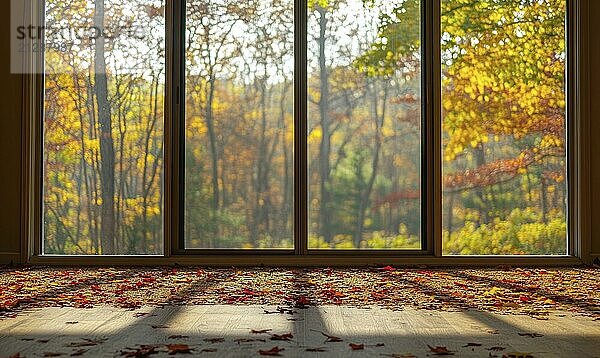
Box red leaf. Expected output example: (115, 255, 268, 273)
(295, 296, 310, 308)
(270, 333, 293, 341)
(380, 265, 396, 272)
(120, 345, 158, 357)
(427, 345, 455, 355)
(166, 344, 192, 355)
(349, 343, 365, 350)
(258, 346, 284, 356)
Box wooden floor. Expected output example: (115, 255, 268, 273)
(1, 306, 599, 357)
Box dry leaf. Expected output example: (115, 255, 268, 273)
(306, 347, 327, 352)
(120, 345, 158, 357)
(168, 335, 189, 339)
(270, 333, 293, 341)
(66, 338, 106, 347)
(70, 349, 88, 356)
(312, 330, 343, 343)
(349, 343, 364, 350)
(166, 344, 192, 355)
(488, 346, 506, 351)
(204, 337, 225, 343)
(463, 343, 482, 347)
(518, 332, 543, 338)
(235, 338, 266, 344)
(427, 345, 455, 355)
(251, 329, 272, 334)
(258, 346, 284, 356)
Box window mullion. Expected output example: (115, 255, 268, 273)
(295, 0, 309, 255)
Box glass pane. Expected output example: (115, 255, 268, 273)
(43, 0, 165, 254)
(441, 0, 567, 255)
(307, 0, 422, 249)
(184, 0, 294, 249)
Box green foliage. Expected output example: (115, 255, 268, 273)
(443, 208, 566, 255)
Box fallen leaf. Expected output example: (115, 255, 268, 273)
(349, 343, 364, 350)
(150, 325, 169, 329)
(235, 338, 266, 344)
(9, 354, 21, 358)
(463, 343, 482, 347)
(258, 346, 284, 356)
(251, 329, 272, 334)
(120, 345, 158, 357)
(43, 353, 65, 357)
(518, 333, 543, 338)
(200, 348, 218, 352)
(270, 333, 293, 341)
(65, 338, 106, 347)
(305, 347, 327, 352)
(204, 337, 225, 343)
(38, 339, 50, 343)
(166, 344, 192, 355)
(295, 296, 310, 308)
(168, 335, 189, 339)
(427, 345, 455, 355)
(488, 346, 506, 351)
(311, 330, 343, 343)
(70, 349, 88, 356)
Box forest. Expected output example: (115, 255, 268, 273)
(42, 0, 567, 255)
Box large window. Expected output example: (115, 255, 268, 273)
(42, 0, 165, 255)
(440, 0, 567, 255)
(38, 0, 570, 257)
(184, 0, 294, 249)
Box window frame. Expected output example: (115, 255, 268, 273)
(22, 0, 592, 265)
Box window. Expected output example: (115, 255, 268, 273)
(184, 0, 294, 249)
(440, 0, 567, 255)
(42, 0, 165, 255)
(36, 0, 572, 258)
(307, 0, 422, 250)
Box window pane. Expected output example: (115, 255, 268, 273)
(184, 0, 294, 249)
(441, 0, 567, 255)
(43, 0, 165, 254)
(307, 0, 422, 250)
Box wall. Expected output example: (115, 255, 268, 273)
(0, 1, 598, 264)
(0, 0, 24, 264)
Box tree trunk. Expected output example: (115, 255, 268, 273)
(354, 81, 386, 248)
(316, 5, 332, 243)
(94, 0, 115, 254)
